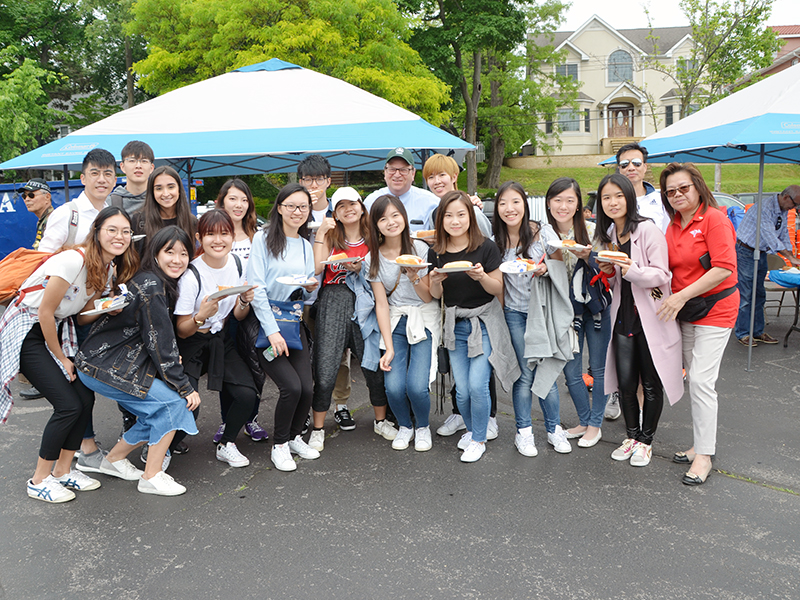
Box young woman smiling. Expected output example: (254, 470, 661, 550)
(595, 174, 683, 467)
(132, 166, 197, 255)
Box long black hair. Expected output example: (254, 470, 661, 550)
(141, 225, 194, 309)
(141, 166, 196, 245)
(545, 177, 591, 246)
(595, 173, 647, 245)
(266, 183, 311, 258)
(492, 181, 534, 259)
(367, 194, 415, 279)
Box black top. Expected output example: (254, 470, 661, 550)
(428, 238, 503, 308)
(614, 239, 642, 337)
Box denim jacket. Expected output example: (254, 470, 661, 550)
(75, 271, 194, 399)
(345, 269, 381, 371)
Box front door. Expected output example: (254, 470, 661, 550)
(608, 103, 634, 137)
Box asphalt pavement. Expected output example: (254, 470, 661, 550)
(1, 309, 799, 599)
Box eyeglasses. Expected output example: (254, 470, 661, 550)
(665, 183, 695, 198)
(385, 167, 413, 175)
(21, 191, 45, 199)
(300, 176, 329, 186)
(618, 158, 644, 169)
(101, 227, 133, 238)
(281, 203, 310, 213)
(123, 158, 152, 166)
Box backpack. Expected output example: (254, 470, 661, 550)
(727, 205, 746, 231)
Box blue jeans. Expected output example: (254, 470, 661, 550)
(384, 316, 432, 429)
(449, 318, 492, 443)
(734, 243, 767, 339)
(505, 308, 561, 433)
(78, 373, 198, 446)
(563, 308, 610, 428)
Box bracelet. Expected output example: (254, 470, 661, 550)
(314, 241, 324, 245)
(194, 316, 205, 326)
(412, 276, 421, 286)
(238, 300, 249, 308)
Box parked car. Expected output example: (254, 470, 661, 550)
(736, 192, 780, 206)
(712, 192, 746, 210)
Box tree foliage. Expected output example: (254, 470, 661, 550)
(127, 0, 450, 125)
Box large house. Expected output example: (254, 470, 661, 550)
(735, 25, 800, 86)
(529, 15, 693, 157)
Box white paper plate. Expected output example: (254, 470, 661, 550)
(411, 231, 436, 239)
(434, 265, 475, 273)
(500, 261, 537, 275)
(276, 276, 314, 286)
(132, 234, 146, 242)
(81, 302, 130, 316)
(307, 221, 321, 230)
(207, 284, 257, 301)
(321, 256, 362, 265)
(547, 239, 591, 250)
(596, 255, 628, 264)
(394, 260, 430, 267)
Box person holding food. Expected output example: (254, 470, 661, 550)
(76, 225, 200, 496)
(365, 194, 438, 451)
(656, 163, 738, 485)
(310, 187, 395, 450)
(174, 209, 258, 469)
(428, 190, 520, 463)
(493, 181, 572, 457)
(595, 174, 683, 467)
(247, 183, 321, 471)
(545, 177, 608, 452)
(0, 206, 139, 502)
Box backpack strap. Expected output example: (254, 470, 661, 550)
(232, 253, 243, 277)
(15, 248, 85, 306)
(62, 201, 79, 247)
(188, 263, 202, 304)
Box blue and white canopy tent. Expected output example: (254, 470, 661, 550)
(601, 63, 800, 369)
(0, 59, 473, 177)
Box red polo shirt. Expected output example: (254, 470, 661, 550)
(666, 205, 739, 328)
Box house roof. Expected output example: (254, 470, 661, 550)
(532, 21, 691, 57)
(772, 25, 800, 36)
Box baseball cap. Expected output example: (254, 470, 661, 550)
(384, 147, 414, 168)
(330, 186, 362, 212)
(21, 178, 51, 193)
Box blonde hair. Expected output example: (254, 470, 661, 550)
(422, 154, 460, 188)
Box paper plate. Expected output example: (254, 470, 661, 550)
(435, 265, 475, 274)
(547, 239, 591, 250)
(207, 285, 257, 301)
(500, 261, 537, 275)
(276, 276, 314, 286)
(81, 302, 130, 316)
(321, 256, 362, 265)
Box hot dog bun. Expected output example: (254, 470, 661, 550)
(561, 239, 577, 247)
(396, 255, 423, 265)
(415, 230, 435, 238)
(442, 261, 473, 269)
(598, 250, 628, 261)
(330, 252, 348, 261)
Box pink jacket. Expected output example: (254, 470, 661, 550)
(603, 220, 684, 405)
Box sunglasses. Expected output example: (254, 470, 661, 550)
(21, 191, 43, 199)
(618, 159, 644, 169)
(665, 183, 695, 198)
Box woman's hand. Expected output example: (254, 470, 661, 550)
(238, 285, 255, 304)
(532, 262, 547, 276)
(268, 331, 288, 357)
(379, 347, 394, 372)
(343, 258, 362, 273)
(430, 268, 448, 284)
(317, 217, 336, 237)
(302, 276, 319, 293)
(185, 391, 201, 411)
(196, 295, 221, 322)
(569, 246, 592, 260)
(469, 195, 483, 210)
(611, 256, 633, 277)
(598, 260, 616, 275)
(466, 263, 486, 281)
(657, 291, 688, 322)
(62, 357, 76, 382)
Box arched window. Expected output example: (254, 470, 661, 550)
(609, 50, 633, 82)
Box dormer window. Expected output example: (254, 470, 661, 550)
(609, 50, 633, 82)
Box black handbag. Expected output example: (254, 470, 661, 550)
(676, 287, 736, 322)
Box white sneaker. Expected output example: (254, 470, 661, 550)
(99, 456, 144, 480)
(27, 475, 75, 503)
(547, 425, 572, 454)
(457, 431, 473, 450)
(271, 443, 297, 472)
(514, 427, 538, 457)
(437, 413, 466, 436)
(216, 442, 250, 467)
(374, 419, 398, 441)
(487, 416, 499, 440)
(392, 426, 414, 450)
(414, 427, 432, 452)
(138, 471, 186, 496)
(308, 429, 325, 452)
(53, 469, 101, 491)
(611, 438, 639, 461)
(288, 435, 320, 460)
(630, 442, 652, 467)
(604, 391, 621, 420)
(460, 440, 486, 463)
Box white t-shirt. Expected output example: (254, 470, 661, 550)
(364, 239, 430, 308)
(230, 238, 252, 265)
(38, 192, 101, 253)
(175, 254, 246, 334)
(20, 249, 95, 318)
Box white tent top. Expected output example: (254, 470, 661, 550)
(1, 59, 473, 176)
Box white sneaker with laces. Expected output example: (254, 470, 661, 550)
(99, 457, 144, 480)
(392, 426, 414, 450)
(27, 475, 75, 503)
(53, 469, 101, 491)
(308, 429, 325, 452)
(437, 413, 466, 436)
(457, 431, 473, 450)
(138, 471, 186, 496)
(604, 391, 621, 420)
(374, 419, 398, 441)
(288, 435, 320, 460)
(414, 427, 432, 452)
(611, 438, 639, 461)
(487, 416, 499, 440)
(216, 442, 250, 468)
(460, 440, 486, 463)
(271, 443, 297, 472)
(630, 442, 652, 467)
(547, 425, 572, 454)
(514, 427, 538, 457)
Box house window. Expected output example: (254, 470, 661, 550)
(558, 109, 580, 132)
(545, 116, 553, 134)
(608, 50, 633, 82)
(584, 109, 590, 133)
(665, 105, 674, 127)
(556, 63, 578, 81)
(681, 104, 699, 118)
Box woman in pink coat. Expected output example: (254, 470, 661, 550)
(595, 174, 683, 467)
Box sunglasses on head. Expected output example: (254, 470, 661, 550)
(618, 159, 643, 169)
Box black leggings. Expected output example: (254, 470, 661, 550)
(20, 323, 94, 461)
(258, 327, 313, 445)
(614, 332, 663, 446)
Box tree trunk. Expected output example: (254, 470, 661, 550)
(463, 51, 482, 195)
(126, 37, 135, 108)
(482, 54, 504, 189)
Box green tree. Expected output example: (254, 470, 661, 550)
(646, 0, 781, 118)
(127, 0, 450, 125)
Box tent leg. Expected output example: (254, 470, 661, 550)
(746, 146, 766, 371)
(63, 165, 70, 201)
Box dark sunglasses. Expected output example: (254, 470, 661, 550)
(665, 183, 695, 199)
(618, 158, 644, 169)
(21, 191, 41, 199)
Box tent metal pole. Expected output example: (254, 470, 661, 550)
(746, 145, 766, 371)
(63, 165, 69, 200)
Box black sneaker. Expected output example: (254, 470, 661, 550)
(334, 408, 356, 431)
(19, 386, 44, 400)
(171, 441, 190, 455)
(301, 414, 311, 435)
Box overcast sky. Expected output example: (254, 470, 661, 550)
(561, 0, 799, 31)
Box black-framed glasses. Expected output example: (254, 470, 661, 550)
(123, 158, 152, 166)
(385, 166, 413, 175)
(665, 183, 695, 198)
(281, 203, 310, 213)
(618, 158, 644, 169)
(300, 176, 329, 186)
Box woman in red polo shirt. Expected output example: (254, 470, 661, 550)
(656, 163, 739, 486)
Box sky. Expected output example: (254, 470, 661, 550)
(561, 0, 800, 31)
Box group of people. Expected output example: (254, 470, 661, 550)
(0, 140, 750, 502)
